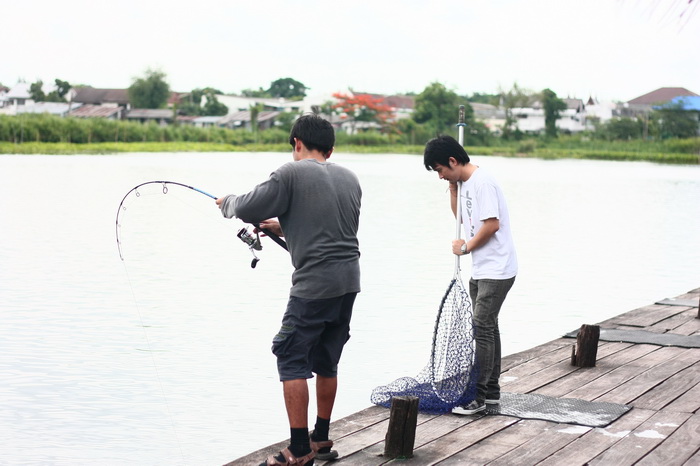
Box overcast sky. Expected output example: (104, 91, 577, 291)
(3, 0, 698, 102)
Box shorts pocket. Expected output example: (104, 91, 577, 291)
(271, 324, 295, 357)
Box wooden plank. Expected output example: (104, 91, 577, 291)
(437, 419, 552, 465)
(507, 341, 657, 396)
(326, 412, 478, 464)
(564, 346, 682, 401)
(535, 343, 654, 398)
(620, 305, 690, 328)
(500, 339, 572, 373)
(597, 304, 668, 327)
(331, 418, 392, 458)
(683, 449, 700, 465)
(587, 411, 692, 465)
(536, 408, 657, 466)
(597, 348, 697, 405)
(664, 381, 700, 414)
(485, 423, 589, 465)
(632, 361, 700, 410)
(647, 309, 700, 334)
(355, 414, 492, 465)
(672, 317, 700, 337)
(227, 406, 391, 466)
(385, 415, 519, 465)
(636, 413, 700, 466)
(502, 358, 581, 394)
(412, 413, 483, 448)
(499, 345, 574, 387)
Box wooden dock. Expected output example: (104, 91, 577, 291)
(229, 288, 700, 465)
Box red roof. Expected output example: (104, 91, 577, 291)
(72, 87, 130, 105)
(628, 87, 698, 105)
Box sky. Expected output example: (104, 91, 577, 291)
(2, 0, 699, 103)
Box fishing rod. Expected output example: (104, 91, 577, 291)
(115, 180, 288, 267)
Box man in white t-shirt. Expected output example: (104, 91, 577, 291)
(424, 135, 518, 415)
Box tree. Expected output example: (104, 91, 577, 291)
(652, 102, 699, 139)
(267, 77, 307, 99)
(499, 83, 531, 140)
(541, 88, 567, 138)
(332, 92, 393, 132)
(599, 117, 643, 140)
(241, 87, 270, 98)
(29, 80, 46, 102)
(202, 90, 228, 116)
(128, 69, 171, 109)
(412, 82, 472, 135)
(179, 87, 228, 116)
(275, 111, 300, 132)
(467, 92, 500, 105)
(178, 89, 205, 116)
(45, 79, 71, 102)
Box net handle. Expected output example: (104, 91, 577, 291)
(454, 105, 466, 276)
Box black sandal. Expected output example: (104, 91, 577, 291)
(310, 437, 338, 461)
(259, 447, 315, 466)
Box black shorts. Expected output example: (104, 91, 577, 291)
(272, 292, 357, 381)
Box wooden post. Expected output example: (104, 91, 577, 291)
(571, 324, 600, 367)
(384, 396, 419, 459)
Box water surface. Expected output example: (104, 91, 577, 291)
(1, 152, 698, 464)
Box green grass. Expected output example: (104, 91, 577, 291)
(0, 141, 290, 155)
(1, 140, 698, 164)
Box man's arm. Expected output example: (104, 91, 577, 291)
(452, 217, 499, 255)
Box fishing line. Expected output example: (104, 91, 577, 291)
(114, 180, 289, 460)
(121, 261, 186, 460)
(115, 180, 288, 265)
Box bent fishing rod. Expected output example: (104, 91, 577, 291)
(115, 180, 288, 268)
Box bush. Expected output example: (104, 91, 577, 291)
(517, 139, 537, 153)
(336, 131, 391, 146)
(662, 138, 700, 154)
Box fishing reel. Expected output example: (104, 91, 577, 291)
(237, 227, 263, 268)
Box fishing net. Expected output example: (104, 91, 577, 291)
(370, 275, 476, 414)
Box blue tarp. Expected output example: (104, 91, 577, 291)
(669, 95, 700, 111)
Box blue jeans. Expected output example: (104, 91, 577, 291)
(469, 277, 515, 402)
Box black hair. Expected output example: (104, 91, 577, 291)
(289, 113, 335, 156)
(423, 135, 470, 171)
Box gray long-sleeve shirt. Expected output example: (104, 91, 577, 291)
(220, 159, 361, 299)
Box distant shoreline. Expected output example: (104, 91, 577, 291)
(1, 141, 698, 164)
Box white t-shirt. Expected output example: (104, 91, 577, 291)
(460, 167, 518, 280)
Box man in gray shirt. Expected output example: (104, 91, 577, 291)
(217, 114, 361, 465)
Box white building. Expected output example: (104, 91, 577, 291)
(0, 82, 34, 115)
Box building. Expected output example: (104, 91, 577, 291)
(16, 102, 81, 117)
(72, 87, 130, 109)
(0, 82, 34, 115)
(69, 105, 123, 120)
(622, 87, 699, 117)
(125, 109, 174, 125)
(218, 110, 280, 130)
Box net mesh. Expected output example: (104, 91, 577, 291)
(371, 276, 477, 414)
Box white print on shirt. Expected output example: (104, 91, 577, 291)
(464, 189, 474, 238)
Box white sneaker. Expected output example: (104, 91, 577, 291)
(453, 400, 486, 415)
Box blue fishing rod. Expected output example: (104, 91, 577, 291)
(115, 180, 288, 267)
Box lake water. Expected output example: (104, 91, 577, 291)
(1, 151, 698, 465)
